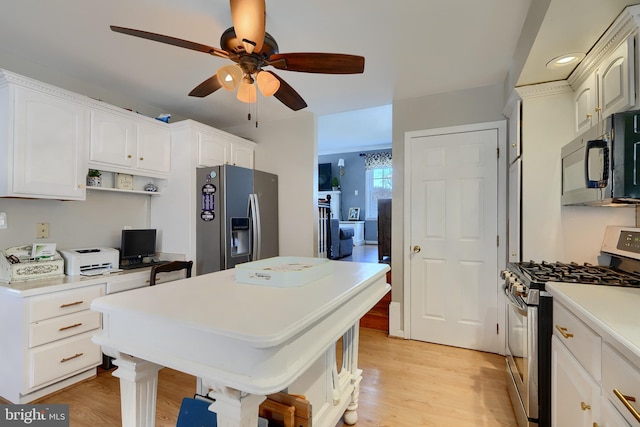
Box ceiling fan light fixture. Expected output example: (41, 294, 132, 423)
(237, 80, 257, 103)
(256, 71, 280, 97)
(216, 64, 243, 91)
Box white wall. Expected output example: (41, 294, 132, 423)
(0, 191, 150, 250)
(225, 112, 318, 257)
(391, 83, 508, 330)
(518, 84, 635, 264)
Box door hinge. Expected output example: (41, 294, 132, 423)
(497, 235, 499, 247)
(497, 323, 499, 334)
(497, 147, 500, 159)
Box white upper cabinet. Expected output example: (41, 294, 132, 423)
(0, 79, 89, 200)
(89, 108, 170, 178)
(198, 131, 229, 167)
(599, 38, 635, 119)
(90, 109, 136, 168)
(188, 120, 255, 168)
(136, 120, 171, 174)
(230, 140, 254, 169)
(573, 73, 597, 135)
(570, 7, 639, 135)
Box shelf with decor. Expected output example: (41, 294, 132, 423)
(85, 169, 164, 196)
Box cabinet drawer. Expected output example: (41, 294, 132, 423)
(553, 301, 601, 380)
(28, 331, 101, 390)
(29, 310, 101, 348)
(28, 284, 104, 322)
(602, 343, 640, 426)
(106, 275, 148, 294)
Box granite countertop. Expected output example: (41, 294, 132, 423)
(546, 282, 640, 369)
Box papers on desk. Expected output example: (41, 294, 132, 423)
(80, 268, 122, 276)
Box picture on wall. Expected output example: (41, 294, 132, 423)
(348, 207, 360, 221)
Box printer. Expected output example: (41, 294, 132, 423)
(59, 247, 120, 276)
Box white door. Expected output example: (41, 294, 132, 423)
(406, 122, 502, 353)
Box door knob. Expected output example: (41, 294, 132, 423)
(413, 245, 421, 253)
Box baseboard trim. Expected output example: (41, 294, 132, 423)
(388, 301, 404, 338)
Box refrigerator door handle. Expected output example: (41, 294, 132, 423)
(248, 194, 260, 261)
(252, 193, 262, 260)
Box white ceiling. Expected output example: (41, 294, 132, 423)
(0, 0, 637, 152)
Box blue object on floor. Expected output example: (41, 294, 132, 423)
(176, 397, 217, 427)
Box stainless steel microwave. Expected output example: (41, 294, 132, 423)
(561, 109, 640, 206)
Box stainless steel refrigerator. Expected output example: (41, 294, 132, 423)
(196, 165, 279, 275)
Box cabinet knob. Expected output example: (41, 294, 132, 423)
(586, 113, 593, 119)
(412, 245, 421, 253)
(127, 154, 132, 159)
(139, 157, 144, 161)
(511, 143, 516, 148)
(580, 401, 591, 411)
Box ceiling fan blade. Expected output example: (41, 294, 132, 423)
(110, 26, 229, 59)
(188, 74, 223, 97)
(229, 0, 265, 54)
(268, 53, 365, 74)
(267, 71, 307, 111)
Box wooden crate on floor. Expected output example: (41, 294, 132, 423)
(259, 392, 311, 427)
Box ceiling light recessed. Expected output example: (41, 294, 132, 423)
(546, 53, 585, 69)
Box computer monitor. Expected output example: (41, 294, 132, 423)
(120, 229, 156, 265)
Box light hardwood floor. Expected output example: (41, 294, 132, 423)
(25, 328, 517, 427)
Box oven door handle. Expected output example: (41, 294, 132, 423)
(503, 285, 528, 316)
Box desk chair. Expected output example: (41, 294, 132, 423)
(149, 261, 193, 286)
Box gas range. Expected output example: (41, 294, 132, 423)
(507, 260, 640, 289)
(502, 225, 640, 427)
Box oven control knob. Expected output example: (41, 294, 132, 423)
(514, 284, 524, 295)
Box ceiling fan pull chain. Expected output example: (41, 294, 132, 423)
(255, 92, 259, 128)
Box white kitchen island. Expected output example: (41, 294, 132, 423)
(91, 260, 390, 427)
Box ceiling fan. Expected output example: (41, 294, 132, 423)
(110, 0, 365, 111)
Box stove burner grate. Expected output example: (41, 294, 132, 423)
(516, 261, 640, 288)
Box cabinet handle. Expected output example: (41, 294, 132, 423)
(59, 322, 83, 331)
(60, 300, 83, 308)
(555, 325, 574, 339)
(60, 352, 84, 363)
(614, 389, 640, 422)
(580, 401, 591, 411)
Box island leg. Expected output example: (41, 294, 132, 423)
(203, 381, 266, 427)
(112, 356, 163, 427)
(342, 323, 362, 425)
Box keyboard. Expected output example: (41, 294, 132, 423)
(119, 260, 167, 270)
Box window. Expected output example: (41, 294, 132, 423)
(364, 152, 392, 219)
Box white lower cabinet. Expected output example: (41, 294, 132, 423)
(552, 300, 637, 426)
(552, 335, 601, 427)
(0, 283, 105, 403)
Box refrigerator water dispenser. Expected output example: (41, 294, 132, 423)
(230, 217, 250, 257)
